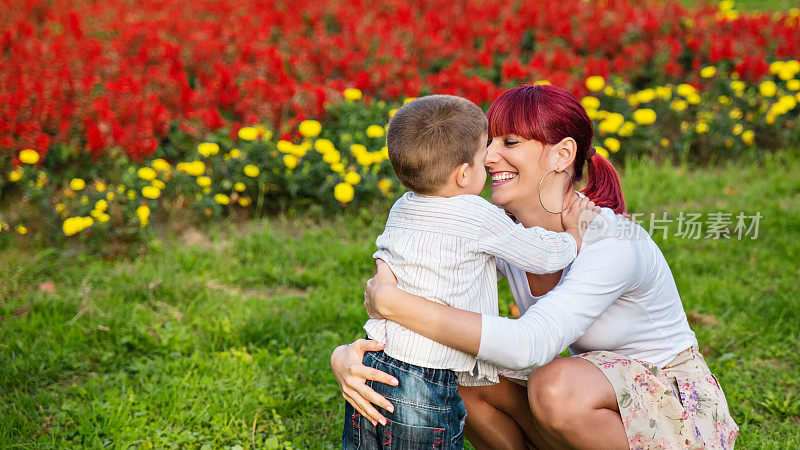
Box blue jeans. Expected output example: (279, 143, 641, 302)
(341, 350, 467, 449)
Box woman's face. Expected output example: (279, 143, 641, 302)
(486, 134, 549, 214)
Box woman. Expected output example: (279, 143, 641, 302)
(331, 84, 738, 449)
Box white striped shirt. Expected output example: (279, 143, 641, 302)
(364, 192, 577, 386)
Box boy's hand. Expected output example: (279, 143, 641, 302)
(561, 196, 601, 251)
(364, 259, 399, 319)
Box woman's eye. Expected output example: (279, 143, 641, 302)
(504, 140, 518, 146)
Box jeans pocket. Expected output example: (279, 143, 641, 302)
(450, 398, 467, 447)
(381, 419, 446, 449)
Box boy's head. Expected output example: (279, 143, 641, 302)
(386, 95, 488, 195)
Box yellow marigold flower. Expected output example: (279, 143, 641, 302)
(94, 199, 108, 212)
(234, 182, 246, 192)
(595, 147, 609, 159)
(656, 86, 672, 100)
(344, 171, 361, 185)
(106, 192, 115, 201)
(730, 80, 746, 92)
(670, 100, 688, 111)
(229, 148, 243, 159)
(151, 158, 171, 172)
(176, 160, 206, 176)
(769, 61, 785, 75)
(765, 114, 776, 124)
(136, 205, 150, 227)
(378, 179, 393, 194)
(277, 140, 294, 153)
(585, 76, 605, 92)
(56, 203, 66, 213)
(126, 190, 136, 201)
(9, 168, 23, 182)
(637, 89, 656, 103)
(732, 124, 743, 135)
(580, 96, 600, 111)
(632, 109, 657, 125)
(314, 138, 335, 153)
(243, 164, 260, 178)
(331, 162, 345, 173)
(618, 122, 636, 137)
(142, 186, 161, 199)
(16, 225, 28, 235)
(344, 88, 363, 101)
(741, 130, 755, 145)
(700, 66, 717, 78)
(729, 108, 743, 120)
(361, 152, 380, 166)
(388, 108, 398, 118)
(687, 94, 701, 105)
(203, 187, 211, 195)
(719, 0, 734, 11)
(403, 97, 417, 105)
(718, 95, 731, 105)
(19, 149, 40, 165)
(298, 120, 322, 138)
(138, 167, 157, 181)
(695, 122, 710, 134)
(91, 180, 106, 192)
(117, 185, 126, 194)
(238, 196, 252, 207)
(151, 179, 165, 190)
(323, 151, 341, 165)
(778, 95, 797, 110)
(198, 142, 220, 156)
(660, 138, 670, 148)
(238, 127, 259, 141)
(62, 216, 94, 236)
(366, 125, 385, 138)
(350, 144, 367, 156)
(283, 154, 299, 169)
(196, 176, 212, 187)
(787, 79, 800, 91)
(334, 182, 355, 203)
(759, 80, 777, 97)
(380, 146, 389, 159)
(291, 142, 309, 158)
(214, 193, 230, 205)
(603, 138, 621, 153)
(676, 83, 697, 97)
(70, 178, 86, 191)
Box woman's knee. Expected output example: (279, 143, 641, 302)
(527, 359, 583, 429)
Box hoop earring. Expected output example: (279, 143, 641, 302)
(538, 169, 573, 214)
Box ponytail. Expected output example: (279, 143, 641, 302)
(580, 154, 626, 215)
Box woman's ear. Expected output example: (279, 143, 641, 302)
(554, 137, 577, 172)
(455, 162, 471, 188)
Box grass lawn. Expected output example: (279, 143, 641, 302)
(1, 149, 799, 448)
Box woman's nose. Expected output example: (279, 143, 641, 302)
(485, 140, 502, 166)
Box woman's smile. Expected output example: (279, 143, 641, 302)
(490, 171, 518, 186)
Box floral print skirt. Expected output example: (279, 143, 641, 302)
(576, 346, 738, 449)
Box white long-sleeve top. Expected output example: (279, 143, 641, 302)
(478, 207, 698, 376)
(365, 191, 577, 386)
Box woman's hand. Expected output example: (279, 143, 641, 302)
(364, 259, 399, 319)
(331, 339, 398, 426)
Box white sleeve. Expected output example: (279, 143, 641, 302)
(477, 205, 577, 274)
(476, 239, 641, 370)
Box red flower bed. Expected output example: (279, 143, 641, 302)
(1, 0, 798, 162)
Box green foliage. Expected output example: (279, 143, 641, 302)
(1, 151, 800, 447)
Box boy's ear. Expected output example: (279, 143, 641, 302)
(455, 162, 471, 188)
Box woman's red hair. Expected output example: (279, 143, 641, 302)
(486, 84, 626, 214)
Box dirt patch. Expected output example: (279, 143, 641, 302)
(205, 279, 311, 299)
(687, 310, 720, 327)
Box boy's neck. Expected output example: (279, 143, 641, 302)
(428, 182, 476, 198)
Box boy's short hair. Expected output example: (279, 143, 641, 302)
(386, 95, 487, 194)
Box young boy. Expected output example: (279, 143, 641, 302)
(342, 95, 589, 449)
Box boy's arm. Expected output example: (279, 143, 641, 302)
(477, 197, 599, 274)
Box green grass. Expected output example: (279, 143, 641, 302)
(679, 0, 798, 11)
(1, 151, 799, 448)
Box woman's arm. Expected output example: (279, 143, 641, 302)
(330, 338, 399, 426)
(367, 233, 642, 371)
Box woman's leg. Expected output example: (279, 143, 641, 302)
(459, 377, 549, 449)
(527, 357, 628, 450)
